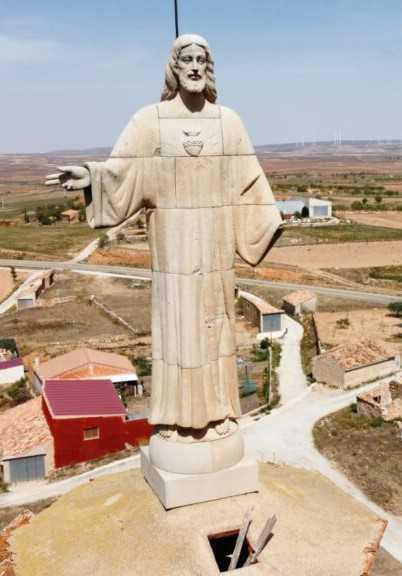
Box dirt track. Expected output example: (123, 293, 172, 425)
(268, 241, 402, 269)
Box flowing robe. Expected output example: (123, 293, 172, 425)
(85, 100, 282, 429)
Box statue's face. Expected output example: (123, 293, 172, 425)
(175, 44, 207, 94)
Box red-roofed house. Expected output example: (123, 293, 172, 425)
(42, 379, 152, 468)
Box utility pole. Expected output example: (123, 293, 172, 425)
(174, 0, 179, 38)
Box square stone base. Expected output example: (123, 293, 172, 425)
(140, 446, 259, 509)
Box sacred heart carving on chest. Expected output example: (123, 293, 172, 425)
(182, 130, 204, 156)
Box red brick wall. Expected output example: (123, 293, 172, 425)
(42, 399, 153, 469)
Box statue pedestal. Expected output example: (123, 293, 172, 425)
(141, 446, 259, 509)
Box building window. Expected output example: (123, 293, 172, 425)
(83, 427, 100, 440)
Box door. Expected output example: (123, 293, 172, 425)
(8, 455, 45, 483)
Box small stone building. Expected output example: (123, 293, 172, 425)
(238, 290, 285, 340)
(312, 339, 401, 389)
(61, 209, 80, 223)
(282, 290, 317, 316)
(16, 280, 42, 310)
(0, 397, 54, 483)
(357, 380, 402, 421)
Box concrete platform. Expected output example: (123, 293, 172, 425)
(141, 446, 259, 508)
(11, 464, 386, 576)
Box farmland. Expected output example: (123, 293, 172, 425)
(0, 223, 100, 260)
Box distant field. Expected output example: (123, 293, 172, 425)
(0, 223, 100, 259)
(281, 223, 402, 245)
(340, 211, 402, 229)
(268, 240, 402, 269)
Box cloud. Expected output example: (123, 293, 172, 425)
(0, 34, 61, 64)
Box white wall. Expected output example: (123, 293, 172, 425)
(0, 365, 25, 387)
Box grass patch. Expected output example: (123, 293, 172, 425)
(282, 223, 402, 245)
(313, 405, 402, 515)
(369, 265, 402, 284)
(260, 342, 282, 408)
(0, 223, 101, 259)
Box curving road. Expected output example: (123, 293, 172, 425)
(242, 318, 402, 563)
(1, 259, 401, 306)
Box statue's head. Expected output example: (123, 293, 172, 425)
(161, 34, 217, 103)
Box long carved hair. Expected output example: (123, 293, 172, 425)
(161, 34, 217, 103)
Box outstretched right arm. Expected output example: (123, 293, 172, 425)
(45, 165, 91, 190)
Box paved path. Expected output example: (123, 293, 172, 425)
(0, 454, 140, 508)
(243, 381, 402, 562)
(277, 315, 308, 404)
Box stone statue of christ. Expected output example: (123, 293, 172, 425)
(46, 34, 282, 438)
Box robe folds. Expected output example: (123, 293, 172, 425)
(85, 100, 282, 429)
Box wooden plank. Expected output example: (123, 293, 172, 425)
(228, 508, 254, 571)
(244, 514, 277, 567)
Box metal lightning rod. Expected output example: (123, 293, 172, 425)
(174, 0, 179, 38)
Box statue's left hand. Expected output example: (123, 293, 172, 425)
(45, 165, 91, 190)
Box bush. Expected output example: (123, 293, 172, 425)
(6, 378, 31, 406)
(351, 201, 363, 210)
(135, 356, 152, 377)
(336, 318, 350, 329)
(98, 233, 110, 249)
(388, 302, 402, 317)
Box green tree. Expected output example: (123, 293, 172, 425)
(10, 267, 17, 283)
(135, 356, 152, 376)
(375, 195, 383, 204)
(388, 302, 402, 317)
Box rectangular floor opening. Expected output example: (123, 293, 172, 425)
(208, 529, 255, 572)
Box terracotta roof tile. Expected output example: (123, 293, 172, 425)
(283, 290, 316, 306)
(0, 398, 52, 459)
(36, 348, 134, 381)
(320, 339, 395, 371)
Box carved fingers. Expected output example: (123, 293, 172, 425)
(45, 165, 90, 190)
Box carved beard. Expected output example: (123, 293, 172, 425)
(179, 76, 206, 94)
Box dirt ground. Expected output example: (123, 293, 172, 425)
(267, 240, 402, 269)
(10, 464, 387, 576)
(341, 211, 402, 229)
(314, 308, 402, 357)
(314, 406, 402, 516)
(0, 269, 27, 302)
(0, 272, 152, 358)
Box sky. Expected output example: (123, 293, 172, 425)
(1, 0, 402, 152)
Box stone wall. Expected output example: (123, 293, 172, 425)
(357, 380, 402, 421)
(344, 359, 400, 390)
(312, 355, 344, 388)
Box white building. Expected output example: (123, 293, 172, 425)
(276, 197, 332, 219)
(239, 290, 286, 341)
(307, 198, 332, 219)
(0, 357, 25, 387)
